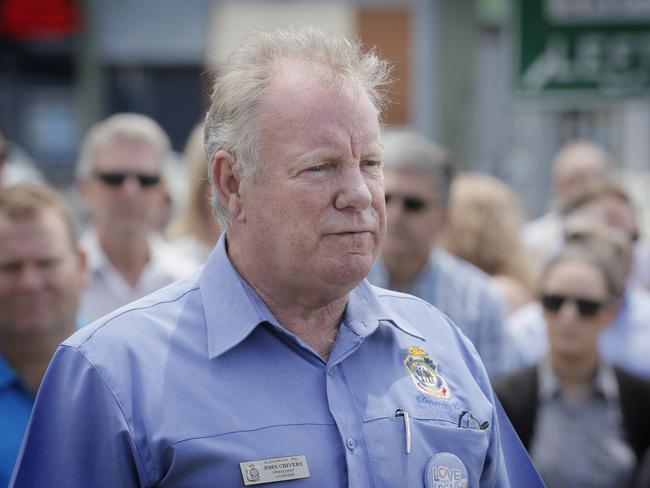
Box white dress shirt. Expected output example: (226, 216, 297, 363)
(79, 230, 201, 323)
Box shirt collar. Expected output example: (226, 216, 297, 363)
(79, 229, 107, 273)
(538, 358, 619, 402)
(200, 235, 424, 359)
(346, 281, 425, 341)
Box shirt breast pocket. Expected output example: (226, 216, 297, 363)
(363, 414, 490, 488)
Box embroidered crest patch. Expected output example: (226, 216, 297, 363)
(404, 346, 452, 399)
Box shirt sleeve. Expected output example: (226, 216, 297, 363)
(10, 345, 150, 487)
(449, 319, 540, 487)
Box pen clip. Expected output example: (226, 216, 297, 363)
(395, 409, 412, 454)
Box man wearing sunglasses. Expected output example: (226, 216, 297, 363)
(368, 130, 508, 378)
(75, 113, 199, 322)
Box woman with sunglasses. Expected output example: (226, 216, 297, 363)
(494, 235, 650, 488)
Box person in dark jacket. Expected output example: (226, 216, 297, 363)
(495, 220, 650, 488)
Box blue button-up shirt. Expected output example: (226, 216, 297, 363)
(0, 354, 34, 488)
(505, 287, 650, 379)
(368, 248, 507, 377)
(11, 236, 519, 487)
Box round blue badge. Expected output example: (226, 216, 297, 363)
(424, 452, 469, 488)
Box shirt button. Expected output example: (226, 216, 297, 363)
(346, 438, 356, 450)
(328, 366, 336, 376)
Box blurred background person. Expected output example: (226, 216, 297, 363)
(76, 113, 199, 323)
(0, 183, 86, 486)
(0, 129, 44, 188)
(522, 140, 612, 267)
(368, 130, 507, 377)
(495, 234, 650, 488)
(561, 178, 650, 291)
(166, 123, 220, 264)
(443, 171, 534, 314)
(506, 181, 650, 379)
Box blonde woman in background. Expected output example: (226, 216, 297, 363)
(167, 124, 220, 263)
(443, 172, 534, 314)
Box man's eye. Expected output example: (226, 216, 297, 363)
(37, 259, 58, 269)
(307, 165, 327, 172)
(0, 262, 20, 274)
(362, 160, 382, 168)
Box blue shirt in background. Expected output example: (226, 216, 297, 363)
(0, 354, 34, 488)
(11, 236, 532, 487)
(369, 248, 508, 378)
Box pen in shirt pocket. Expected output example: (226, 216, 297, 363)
(395, 409, 412, 454)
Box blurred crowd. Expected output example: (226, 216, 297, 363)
(1, 110, 650, 486)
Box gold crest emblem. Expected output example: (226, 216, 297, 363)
(404, 346, 452, 399)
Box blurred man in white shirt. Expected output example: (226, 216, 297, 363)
(76, 113, 199, 322)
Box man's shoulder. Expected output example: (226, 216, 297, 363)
(64, 274, 202, 356)
(429, 249, 505, 315)
(431, 248, 495, 289)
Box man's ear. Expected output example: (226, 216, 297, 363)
(212, 150, 245, 223)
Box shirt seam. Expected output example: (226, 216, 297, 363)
(155, 421, 338, 466)
(74, 285, 200, 348)
(63, 345, 156, 484)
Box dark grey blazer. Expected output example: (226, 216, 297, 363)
(494, 365, 650, 487)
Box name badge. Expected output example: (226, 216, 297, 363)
(240, 455, 311, 485)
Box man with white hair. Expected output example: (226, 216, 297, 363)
(12, 27, 539, 487)
(75, 113, 198, 322)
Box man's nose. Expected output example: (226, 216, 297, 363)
(334, 167, 372, 211)
(121, 176, 141, 195)
(16, 265, 45, 291)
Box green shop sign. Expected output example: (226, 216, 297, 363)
(515, 0, 650, 97)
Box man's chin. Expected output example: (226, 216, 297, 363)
(321, 255, 373, 287)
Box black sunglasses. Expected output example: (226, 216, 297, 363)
(384, 193, 429, 213)
(541, 294, 610, 318)
(94, 171, 161, 188)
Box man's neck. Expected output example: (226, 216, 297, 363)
(100, 233, 150, 287)
(1, 330, 70, 393)
(259, 290, 347, 362)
